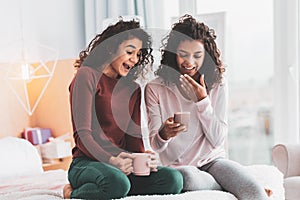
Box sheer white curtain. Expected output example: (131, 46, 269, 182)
(273, 0, 300, 144)
(83, 0, 171, 46)
(178, 0, 197, 16)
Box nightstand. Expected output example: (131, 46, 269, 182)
(42, 156, 72, 171)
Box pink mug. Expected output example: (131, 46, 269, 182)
(132, 153, 151, 176)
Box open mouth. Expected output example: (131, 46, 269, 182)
(123, 63, 132, 70)
(182, 65, 196, 70)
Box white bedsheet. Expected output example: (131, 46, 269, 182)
(0, 169, 67, 200)
(0, 165, 285, 200)
(119, 165, 285, 200)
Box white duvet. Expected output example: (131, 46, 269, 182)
(0, 137, 285, 200)
(0, 165, 285, 200)
(0, 170, 67, 200)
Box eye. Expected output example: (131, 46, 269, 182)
(178, 53, 188, 58)
(194, 54, 202, 59)
(126, 51, 133, 55)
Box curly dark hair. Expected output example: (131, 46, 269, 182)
(155, 14, 225, 92)
(74, 17, 154, 81)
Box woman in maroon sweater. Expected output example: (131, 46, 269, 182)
(63, 18, 183, 199)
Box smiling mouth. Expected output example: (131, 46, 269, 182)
(182, 65, 196, 70)
(123, 63, 132, 70)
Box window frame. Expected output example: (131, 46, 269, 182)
(273, 0, 299, 144)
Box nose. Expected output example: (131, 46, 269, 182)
(130, 54, 139, 64)
(186, 55, 196, 66)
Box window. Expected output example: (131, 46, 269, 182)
(273, 0, 299, 145)
(196, 0, 275, 165)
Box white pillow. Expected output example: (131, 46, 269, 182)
(0, 136, 43, 179)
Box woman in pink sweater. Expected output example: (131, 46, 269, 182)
(145, 14, 271, 200)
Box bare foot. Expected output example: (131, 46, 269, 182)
(265, 187, 273, 197)
(63, 184, 73, 199)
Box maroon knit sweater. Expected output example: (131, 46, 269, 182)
(69, 66, 144, 163)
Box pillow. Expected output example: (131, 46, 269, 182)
(0, 136, 43, 179)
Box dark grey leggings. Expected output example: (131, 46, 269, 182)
(200, 158, 269, 200)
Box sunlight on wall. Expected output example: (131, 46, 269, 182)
(0, 64, 29, 138)
(0, 59, 75, 140)
(29, 60, 75, 138)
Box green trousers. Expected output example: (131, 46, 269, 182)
(68, 157, 183, 199)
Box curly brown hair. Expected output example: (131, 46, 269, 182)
(155, 14, 225, 92)
(74, 17, 154, 80)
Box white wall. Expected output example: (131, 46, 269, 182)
(0, 0, 85, 137)
(0, 0, 86, 61)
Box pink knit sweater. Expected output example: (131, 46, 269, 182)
(144, 76, 228, 167)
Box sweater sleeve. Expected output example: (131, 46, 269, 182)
(195, 78, 228, 147)
(70, 67, 112, 163)
(144, 83, 171, 153)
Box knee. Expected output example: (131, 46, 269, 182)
(177, 166, 222, 191)
(159, 167, 183, 194)
(102, 170, 131, 199)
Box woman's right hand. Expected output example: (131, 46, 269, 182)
(108, 152, 134, 175)
(159, 117, 186, 140)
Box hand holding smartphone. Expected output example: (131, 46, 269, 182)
(174, 112, 190, 132)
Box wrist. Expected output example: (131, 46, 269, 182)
(197, 94, 207, 102)
(159, 129, 169, 140)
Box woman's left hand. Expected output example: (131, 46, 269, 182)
(179, 74, 207, 102)
(145, 150, 159, 172)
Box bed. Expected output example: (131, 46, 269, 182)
(0, 136, 285, 200)
(0, 136, 68, 200)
